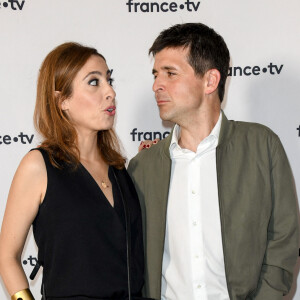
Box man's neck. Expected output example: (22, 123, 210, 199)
(178, 108, 221, 152)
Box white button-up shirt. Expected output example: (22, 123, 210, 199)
(161, 112, 230, 300)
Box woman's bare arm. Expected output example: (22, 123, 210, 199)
(0, 150, 46, 296)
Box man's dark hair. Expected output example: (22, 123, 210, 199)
(149, 23, 230, 102)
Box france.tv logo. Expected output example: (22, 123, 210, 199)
(0, 0, 25, 10)
(126, 0, 201, 13)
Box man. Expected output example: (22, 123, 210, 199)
(128, 23, 299, 300)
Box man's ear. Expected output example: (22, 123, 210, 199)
(205, 69, 220, 95)
(55, 91, 69, 111)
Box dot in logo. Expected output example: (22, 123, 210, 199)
(180, 4, 184, 9)
(262, 68, 267, 73)
(13, 137, 18, 142)
(23, 260, 27, 265)
(3, 2, 8, 8)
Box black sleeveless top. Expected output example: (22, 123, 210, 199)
(32, 148, 144, 299)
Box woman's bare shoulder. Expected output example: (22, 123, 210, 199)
(18, 149, 46, 174)
(12, 149, 47, 201)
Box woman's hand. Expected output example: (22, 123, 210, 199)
(138, 139, 160, 152)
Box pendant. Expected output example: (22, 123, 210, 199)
(101, 181, 108, 189)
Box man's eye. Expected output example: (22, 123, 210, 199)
(88, 79, 99, 86)
(168, 72, 176, 77)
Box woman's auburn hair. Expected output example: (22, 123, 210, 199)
(34, 42, 126, 169)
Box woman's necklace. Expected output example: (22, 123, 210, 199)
(101, 179, 109, 189)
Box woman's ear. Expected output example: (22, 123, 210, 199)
(205, 69, 221, 95)
(55, 91, 69, 111)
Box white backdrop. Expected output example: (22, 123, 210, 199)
(0, 0, 299, 299)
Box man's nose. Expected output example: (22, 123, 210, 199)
(152, 75, 164, 92)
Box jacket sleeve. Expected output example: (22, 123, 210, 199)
(253, 135, 299, 299)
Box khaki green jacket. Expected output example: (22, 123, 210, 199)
(128, 112, 299, 300)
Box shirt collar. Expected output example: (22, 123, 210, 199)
(169, 111, 222, 155)
(210, 111, 222, 140)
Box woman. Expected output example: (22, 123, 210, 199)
(0, 42, 144, 299)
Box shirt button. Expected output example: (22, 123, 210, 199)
(192, 190, 196, 194)
(195, 255, 199, 259)
(193, 221, 197, 226)
(197, 284, 201, 289)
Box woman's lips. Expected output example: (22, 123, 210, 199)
(105, 106, 116, 116)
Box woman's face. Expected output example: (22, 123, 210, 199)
(61, 55, 116, 135)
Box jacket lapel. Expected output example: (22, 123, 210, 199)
(144, 132, 172, 298)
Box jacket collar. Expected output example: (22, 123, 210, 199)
(218, 110, 232, 147)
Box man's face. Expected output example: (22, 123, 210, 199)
(152, 47, 206, 124)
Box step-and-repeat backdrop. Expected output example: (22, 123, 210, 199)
(0, 0, 299, 299)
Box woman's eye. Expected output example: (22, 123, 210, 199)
(88, 79, 99, 86)
(108, 78, 114, 86)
